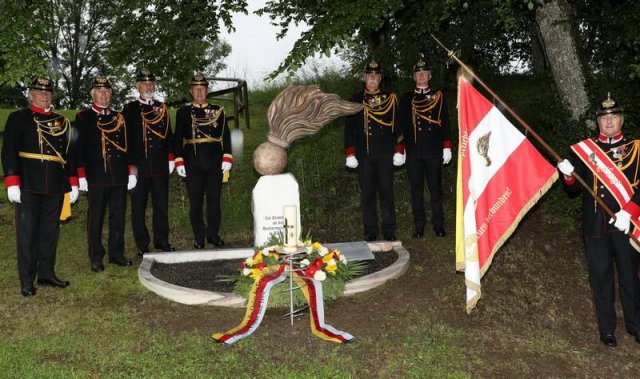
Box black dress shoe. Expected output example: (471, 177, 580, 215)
(193, 240, 205, 249)
(138, 246, 149, 257)
(383, 234, 396, 241)
(155, 244, 176, 252)
(412, 229, 424, 238)
(434, 226, 446, 237)
(207, 236, 225, 247)
(21, 284, 36, 297)
(109, 257, 133, 267)
(37, 276, 70, 288)
(364, 234, 377, 242)
(600, 333, 617, 347)
(91, 262, 105, 273)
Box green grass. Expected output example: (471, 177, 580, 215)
(2, 74, 640, 377)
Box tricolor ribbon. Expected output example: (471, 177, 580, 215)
(212, 265, 354, 345)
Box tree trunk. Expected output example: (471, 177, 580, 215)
(530, 24, 547, 75)
(535, 0, 589, 121)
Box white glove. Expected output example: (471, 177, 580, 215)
(221, 161, 232, 172)
(69, 186, 79, 204)
(443, 148, 452, 164)
(557, 159, 574, 176)
(79, 177, 88, 192)
(176, 165, 186, 177)
(346, 155, 358, 169)
(610, 209, 632, 234)
(393, 152, 405, 167)
(168, 160, 175, 174)
(7, 185, 21, 203)
(127, 175, 137, 190)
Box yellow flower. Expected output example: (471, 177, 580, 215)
(250, 268, 262, 280)
(312, 242, 322, 250)
(254, 253, 263, 263)
(325, 265, 337, 274)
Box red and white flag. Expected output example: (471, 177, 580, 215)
(455, 75, 558, 313)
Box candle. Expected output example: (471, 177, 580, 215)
(283, 205, 297, 247)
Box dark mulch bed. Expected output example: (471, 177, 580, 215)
(151, 250, 399, 293)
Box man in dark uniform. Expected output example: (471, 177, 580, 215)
(344, 60, 405, 242)
(398, 59, 452, 238)
(174, 74, 232, 249)
(1, 76, 79, 296)
(558, 94, 640, 347)
(76, 76, 135, 272)
(123, 70, 176, 254)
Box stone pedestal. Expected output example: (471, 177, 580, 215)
(251, 173, 301, 247)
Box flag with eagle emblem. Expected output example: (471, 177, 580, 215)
(455, 74, 558, 313)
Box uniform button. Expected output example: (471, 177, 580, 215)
(600, 194, 605, 198)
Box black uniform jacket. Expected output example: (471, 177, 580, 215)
(398, 88, 451, 158)
(75, 108, 130, 186)
(174, 103, 232, 171)
(344, 90, 402, 159)
(565, 134, 640, 237)
(2, 107, 76, 194)
(122, 99, 174, 177)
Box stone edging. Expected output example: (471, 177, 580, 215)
(138, 241, 410, 308)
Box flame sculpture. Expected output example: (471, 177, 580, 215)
(253, 85, 363, 175)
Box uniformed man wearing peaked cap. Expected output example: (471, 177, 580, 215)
(557, 94, 640, 347)
(123, 69, 176, 255)
(75, 75, 134, 272)
(174, 73, 232, 248)
(344, 60, 405, 242)
(397, 58, 452, 239)
(1, 76, 79, 296)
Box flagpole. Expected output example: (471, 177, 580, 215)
(430, 35, 624, 225)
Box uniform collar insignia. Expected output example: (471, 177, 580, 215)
(414, 86, 431, 95)
(29, 104, 52, 115)
(138, 97, 153, 105)
(598, 132, 623, 144)
(92, 103, 112, 115)
(192, 102, 208, 109)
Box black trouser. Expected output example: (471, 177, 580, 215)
(130, 175, 170, 250)
(87, 184, 127, 263)
(407, 156, 444, 231)
(185, 162, 223, 242)
(584, 232, 640, 335)
(15, 192, 64, 285)
(357, 156, 395, 236)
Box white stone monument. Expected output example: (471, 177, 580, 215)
(251, 173, 301, 247)
(250, 85, 363, 247)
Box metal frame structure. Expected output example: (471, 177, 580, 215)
(207, 77, 250, 130)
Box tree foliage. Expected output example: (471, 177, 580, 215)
(0, 0, 249, 107)
(106, 0, 248, 102)
(257, 0, 535, 81)
(258, 0, 640, 85)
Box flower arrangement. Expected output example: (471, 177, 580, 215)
(226, 238, 366, 308)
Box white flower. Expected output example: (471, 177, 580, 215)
(245, 257, 254, 265)
(262, 246, 277, 255)
(314, 270, 327, 281)
(339, 254, 348, 264)
(242, 268, 251, 276)
(305, 246, 313, 254)
(318, 246, 329, 257)
(300, 259, 310, 267)
(327, 258, 336, 266)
